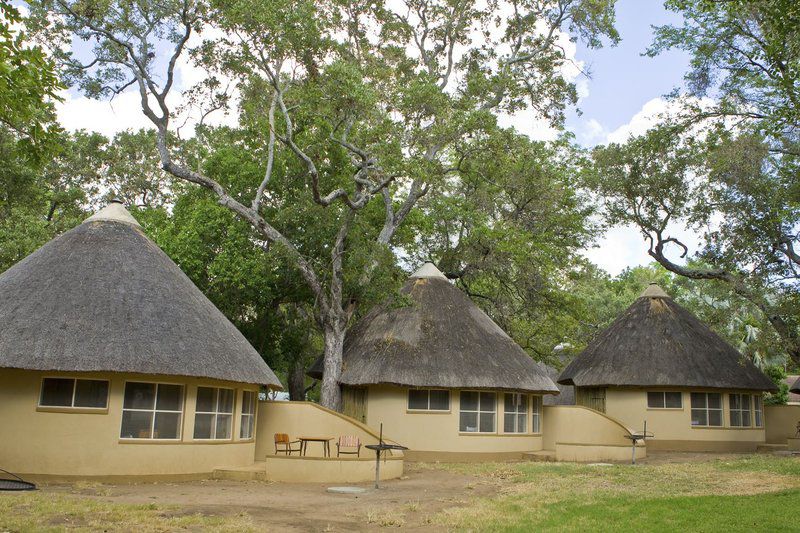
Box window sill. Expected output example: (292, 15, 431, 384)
(37, 406, 108, 414)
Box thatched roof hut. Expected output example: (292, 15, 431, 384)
(791, 376, 800, 395)
(558, 283, 776, 392)
(0, 201, 281, 387)
(309, 263, 558, 394)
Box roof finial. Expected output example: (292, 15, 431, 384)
(410, 262, 447, 280)
(83, 198, 141, 227)
(640, 282, 669, 298)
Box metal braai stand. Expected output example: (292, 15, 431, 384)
(0, 468, 36, 491)
(623, 421, 654, 465)
(364, 423, 408, 489)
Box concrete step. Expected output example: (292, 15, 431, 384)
(522, 450, 556, 462)
(757, 443, 788, 453)
(212, 462, 268, 481)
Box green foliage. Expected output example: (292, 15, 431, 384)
(763, 365, 789, 405)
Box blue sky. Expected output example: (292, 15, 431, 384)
(566, 0, 690, 147)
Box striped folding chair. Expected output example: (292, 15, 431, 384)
(336, 435, 361, 457)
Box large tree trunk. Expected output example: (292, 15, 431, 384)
(320, 325, 345, 411)
(287, 356, 307, 401)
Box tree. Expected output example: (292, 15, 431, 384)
(30, 0, 619, 409)
(587, 124, 800, 365)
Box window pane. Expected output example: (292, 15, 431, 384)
(74, 380, 108, 408)
(647, 392, 664, 408)
(218, 389, 234, 414)
(708, 393, 722, 409)
(240, 414, 254, 439)
(532, 396, 541, 415)
(730, 394, 740, 410)
(532, 413, 540, 433)
(665, 392, 682, 408)
(691, 409, 707, 426)
(40, 378, 74, 407)
(690, 393, 706, 409)
(709, 409, 722, 427)
(429, 390, 450, 410)
(517, 395, 528, 413)
(154, 412, 181, 439)
(216, 414, 232, 439)
(755, 410, 763, 427)
(480, 392, 496, 412)
(194, 413, 215, 439)
(504, 413, 516, 432)
(242, 391, 254, 415)
(741, 395, 751, 410)
(731, 411, 741, 427)
(124, 382, 156, 410)
(408, 390, 428, 410)
(157, 384, 183, 411)
(196, 387, 217, 412)
(460, 391, 479, 411)
(742, 411, 751, 427)
(517, 413, 527, 433)
(460, 411, 478, 432)
(479, 412, 495, 432)
(754, 395, 762, 410)
(505, 394, 516, 412)
(121, 411, 153, 439)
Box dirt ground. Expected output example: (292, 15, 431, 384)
(36, 452, 776, 531)
(42, 463, 500, 531)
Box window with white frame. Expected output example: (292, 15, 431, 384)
(690, 392, 722, 427)
(194, 387, 234, 439)
(647, 391, 682, 409)
(240, 391, 256, 439)
(407, 389, 450, 411)
(503, 393, 528, 433)
(120, 382, 183, 439)
(754, 395, 763, 427)
(39, 378, 109, 409)
(532, 395, 542, 433)
(729, 393, 752, 427)
(459, 391, 496, 433)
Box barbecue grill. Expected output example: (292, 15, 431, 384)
(364, 424, 408, 489)
(0, 469, 36, 491)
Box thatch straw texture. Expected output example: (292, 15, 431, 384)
(0, 207, 281, 387)
(309, 265, 558, 394)
(558, 285, 776, 392)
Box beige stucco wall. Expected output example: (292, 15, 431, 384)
(362, 385, 544, 460)
(263, 455, 403, 483)
(603, 388, 766, 452)
(0, 368, 259, 478)
(764, 404, 800, 444)
(542, 405, 645, 462)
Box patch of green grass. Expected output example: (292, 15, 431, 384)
(0, 492, 256, 532)
(432, 455, 800, 531)
(477, 489, 800, 533)
(714, 455, 800, 476)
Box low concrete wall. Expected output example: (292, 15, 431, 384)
(543, 406, 645, 462)
(256, 401, 403, 459)
(788, 438, 800, 451)
(264, 455, 403, 483)
(765, 404, 800, 444)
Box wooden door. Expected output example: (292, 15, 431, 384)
(342, 386, 368, 424)
(576, 387, 606, 413)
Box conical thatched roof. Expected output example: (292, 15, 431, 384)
(308, 263, 558, 394)
(791, 376, 800, 394)
(0, 201, 281, 387)
(558, 284, 776, 392)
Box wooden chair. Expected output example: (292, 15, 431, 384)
(336, 435, 361, 457)
(274, 433, 301, 455)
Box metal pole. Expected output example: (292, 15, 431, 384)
(374, 423, 383, 489)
